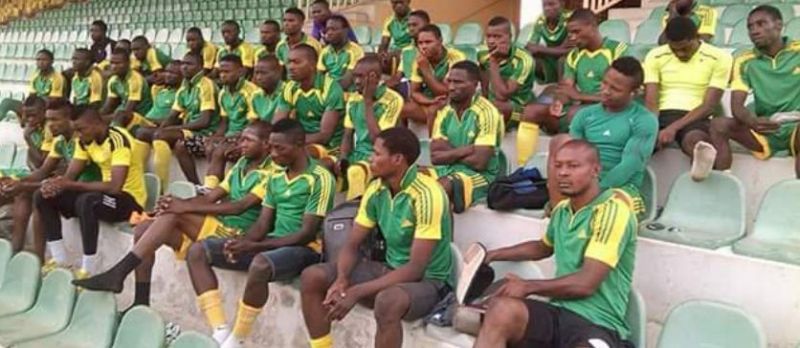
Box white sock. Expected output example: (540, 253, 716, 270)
(81, 254, 100, 274)
(47, 240, 68, 265)
(212, 325, 231, 344)
(691, 141, 717, 182)
(221, 334, 244, 348)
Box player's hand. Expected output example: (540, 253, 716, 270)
(549, 100, 564, 118)
(431, 94, 449, 110)
(657, 128, 677, 147)
(326, 284, 359, 321)
(162, 197, 189, 214)
(384, 72, 402, 88)
(323, 278, 350, 308)
(223, 239, 255, 261)
(750, 118, 780, 134)
(416, 51, 431, 70)
(362, 73, 378, 101)
(1, 179, 20, 197)
(492, 274, 529, 299)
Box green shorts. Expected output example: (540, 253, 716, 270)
(432, 166, 493, 208)
(536, 56, 560, 84)
(751, 122, 798, 159)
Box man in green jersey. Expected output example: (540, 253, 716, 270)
(518, 10, 628, 165)
(182, 119, 333, 348)
(29, 49, 66, 102)
(659, 0, 717, 44)
(131, 36, 172, 85)
(476, 139, 637, 348)
(708, 6, 800, 179)
(74, 121, 277, 308)
(431, 61, 504, 213)
(317, 14, 364, 91)
(339, 55, 404, 200)
(526, 0, 572, 84)
(70, 48, 104, 108)
(275, 8, 323, 67)
(302, 127, 453, 348)
(100, 48, 154, 132)
(214, 20, 256, 78)
(254, 20, 281, 60)
(134, 61, 182, 143)
(386, 9, 429, 96)
(250, 55, 285, 124)
(478, 16, 535, 125)
(378, 0, 413, 55)
(274, 44, 345, 169)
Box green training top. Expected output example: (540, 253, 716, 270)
(47, 134, 102, 182)
(107, 69, 153, 116)
(217, 156, 278, 231)
(171, 72, 219, 136)
(343, 84, 403, 163)
(477, 46, 535, 107)
(248, 81, 285, 124)
(730, 38, 800, 117)
(563, 38, 629, 95)
(277, 73, 346, 149)
(529, 10, 572, 47)
(219, 78, 262, 137)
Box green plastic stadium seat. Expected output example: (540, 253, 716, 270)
(629, 44, 654, 61)
(640, 166, 657, 222)
(211, 30, 224, 45)
(418, 139, 431, 166)
(449, 243, 463, 286)
(787, 18, 800, 39)
(0, 144, 15, 168)
(516, 22, 535, 47)
(648, 5, 667, 20)
(709, 0, 741, 5)
(456, 45, 478, 62)
(633, 19, 662, 45)
(453, 22, 483, 46)
(657, 300, 766, 348)
(626, 289, 647, 348)
(0, 240, 11, 280)
(155, 44, 172, 57)
(712, 22, 728, 47)
(774, 4, 795, 23)
(172, 44, 188, 60)
(168, 181, 197, 199)
(15, 291, 118, 348)
(169, 331, 217, 348)
(436, 23, 453, 44)
(12, 145, 28, 169)
(728, 19, 750, 46)
(154, 28, 170, 43)
(111, 306, 166, 348)
(732, 180, 800, 265)
(720, 5, 752, 28)
(144, 173, 161, 211)
(745, 0, 772, 4)
(0, 252, 41, 317)
(353, 25, 371, 45)
(599, 19, 631, 43)
(245, 26, 259, 44)
(640, 172, 745, 249)
(0, 269, 76, 346)
(491, 261, 544, 281)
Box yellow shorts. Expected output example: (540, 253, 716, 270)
(174, 215, 240, 260)
(345, 160, 372, 201)
(306, 143, 338, 163)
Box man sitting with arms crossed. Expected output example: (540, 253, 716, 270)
(70, 48, 104, 108)
(73, 121, 277, 307)
(318, 14, 365, 92)
(37, 106, 146, 277)
(301, 126, 453, 348)
(526, 0, 572, 84)
(519, 9, 628, 166)
(475, 139, 637, 348)
(183, 119, 334, 348)
(101, 48, 154, 132)
(338, 55, 404, 200)
(659, 0, 717, 44)
(430, 61, 504, 213)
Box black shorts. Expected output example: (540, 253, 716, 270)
(512, 300, 632, 348)
(202, 238, 320, 281)
(182, 135, 207, 157)
(659, 110, 711, 145)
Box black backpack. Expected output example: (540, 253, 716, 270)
(487, 166, 548, 211)
(322, 200, 386, 263)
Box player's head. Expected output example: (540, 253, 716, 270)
(287, 44, 319, 81)
(110, 48, 131, 77)
(283, 7, 306, 36)
(416, 24, 444, 59)
(372, 127, 420, 178)
(554, 139, 601, 197)
(543, 0, 563, 20)
(21, 96, 46, 129)
(116, 39, 132, 53)
(748, 5, 783, 49)
(219, 55, 244, 86)
(253, 55, 284, 90)
(670, 0, 694, 15)
(325, 15, 351, 46)
(486, 16, 513, 53)
(311, 0, 331, 25)
(269, 118, 306, 166)
(90, 20, 108, 42)
(240, 121, 272, 159)
(260, 20, 281, 46)
(447, 61, 481, 104)
(353, 54, 382, 95)
(71, 48, 94, 73)
(73, 105, 107, 144)
(131, 36, 151, 61)
(35, 49, 54, 71)
(221, 20, 241, 46)
(408, 10, 431, 39)
(567, 9, 599, 49)
(186, 27, 205, 52)
(45, 99, 74, 137)
(601, 57, 643, 110)
(182, 51, 204, 79)
(390, 0, 411, 18)
(665, 17, 700, 62)
(162, 60, 183, 87)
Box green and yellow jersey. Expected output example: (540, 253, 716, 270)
(398, 46, 418, 78)
(317, 41, 365, 82)
(661, 3, 717, 39)
(107, 70, 154, 116)
(48, 134, 102, 182)
(28, 69, 66, 98)
(564, 38, 628, 95)
(277, 73, 346, 149)
(248, 80, 286, 124)
(275, 34, 323, 67)
(529, 10, 572, 47)
(145, 84, 178, 122)
(477, 46, 535, 108)
(216, 41, 256, 69)
(217, 156, 279, 231)
(71, 67, 104, 106)
(410, 48, 466, 98)
(172, 72, 219, 136)
(344, 84, 403, 163)
(254, 45, 276, 60)
(219, 78, 262, 137)
(731, 38, 800, 117)
(199, 41, 219, 70)
(131, 47, 172, 75)
(381, 12, 413, 50)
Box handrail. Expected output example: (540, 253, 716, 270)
(583, 0, 624, 14)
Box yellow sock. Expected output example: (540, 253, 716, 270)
(346, 163, 368, 201)
(517, 121, 540, 166)
(152, 140, 172, 189)
(197, 289, 226, 329)
(310, 334, 333, 348)
(135, 140, 151, 168)
(231, 300, 263, 339)
(204, 175, 220, 189)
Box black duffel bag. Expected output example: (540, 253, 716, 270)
(487, 166, 548, 211)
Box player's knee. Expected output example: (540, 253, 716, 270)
(373, 287, 410, 325)
(247, 255, 273, 282)
(710, 117, 736, 135)
(186, 242, 208, 267)
(484, 296, 526, 327)
(32, 189, 46, 207)
(173, 140, 188, 155)
(300, 265, 329, 292)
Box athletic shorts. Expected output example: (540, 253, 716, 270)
(202, 238, 320, 280)
(750, 122, 798, 160)
(511, 299, 633, 348)
(317, 260, 450, 320)
(174, 215, 241, 260)
(306, 143, 338, 164)
(659, 110, 710, 145)
(428, 167, 492, 208)
(535, 56, 560, 84)
(182, 134, 208, 157)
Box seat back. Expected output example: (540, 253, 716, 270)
(143, 173, 161, 211)
(29, 269, 76, 331)
(491, 261, 544, 281)
(626, 288, 646, 348)
(169, 331, 218, 348)
(0, 143, 15, 168)
(640, 166, 657, 222)
(720, 5, 752, 28)
(599, 19, 631, 43)
(728, 19, 750, 46)
(64, 291, 118, 347)
(167, 181, 197, 199)
(417, 139, 431, 167)
(787, 18, 800, 39)
(436, 23, 453, 44)
(648, 5, 667, 20)
(751, 180, 800, 240)
(657, 300, 766, 348)
(658, 172, 745, 238)
(449, 243, 464, 287)
(0, 240, 10, 281)
(516, 22, 535, 47)
(633, 19, 662, 45)
(112, 306, 166, 348)
(453, 22, 483, 46)
(353, 26, 371, 45)
(0, 252, 41, 314)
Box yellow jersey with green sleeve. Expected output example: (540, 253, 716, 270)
(275, 34, 323, 67)
(215, 41, 256, 69)
(71, 67, 104, 106)
(200, 41, 219, 70)
(28, 69, 66, 98)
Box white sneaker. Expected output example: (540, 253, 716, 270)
(221, 335, 244, 348)
(212, 326, 231, 344)
(691, 141, 717, 182)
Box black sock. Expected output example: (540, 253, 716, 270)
(134, 282, 151, 306)
(72, 252, 142, 293)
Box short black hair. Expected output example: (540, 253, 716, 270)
(22, 95, 45, 109)
(246, 120, 272, 140)
(376, 127, 420, 166)
(610, 56, 644, 89)
(117, 39, 131, 46)
(418, 24, 442, 40)
(272, 118, 305, 145)
(311, 0, 330, 7)
(222, 20, 241, 32)
(487, 16, 513, 35)
(285, 7, 306, 21)
(111, 48, 130, 59)
(665, 16, 698, 42)
(73, 47, 92, 58)
(257, 54, 282, 67)
(409, 10, 430, 24)
(291, 43, 319, 62)
(558, 139, 600, 164)
(451, 60, 481, 82)
(262, 19, 280, 31)
(91, 20, 108, 32)
(356, 53, 382, 71)
(186, 27, 203, 37)
(36, 49, 54, 60)
(327, 14, 351, 29)
(568, 9, 597, 26)
(74, 104, 102, 122)
(132, 35, 149, 45)
(183, 51, 203, 64)
(750, 5, 782, 22)
(46, 98, 73, 116)
(219, 54, 243, 67)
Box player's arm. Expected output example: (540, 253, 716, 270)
(730, 90, 758, 125)
(409, 81, 437, 105)
(378, 36, 391, 54)
(417, 65, 448, 97)
(527, 42, 572, 57)
(240, 205, 276, 242)
(642, 53, 661, 114)
(22, 130, 45, 168)
(23, 155, 61, 183)
(430, 139, 472, 165)
(460, 145, 494, 172)
(99, 96, 120, 119)
(486, 56, 519, 102)
(178, 191, 260, 216)
(213, 115, 228, 138)
(662, 87, 723, 133)
(514, 259, 612, 299)
(600, 115, 658, 189)
(306, 110, 340, 145)
(67, 164, 127, 194)
(643, 83, 659, 114)
(272, 109, 290, 122)
(486, 240, 553, 263)
(179, 110, 213, 131)
(62, 158, 87, 181)
(560, 78, 602, 103)
(253, 214, 323, 251)
(159, 110, 183, 128)
(340, 128, 354, 160)
(350, 236, 437, 301)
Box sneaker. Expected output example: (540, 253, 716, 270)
(221, 335, 244, 348)
(41, 259, 67, 275)
(691, 141, 717, 182)
(73, 268, 90, 281)
(212, 326, 231, 344)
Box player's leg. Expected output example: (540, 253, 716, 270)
(518, 103, 561, 166)
(34, 189, 80, 269)
(474, 296, 530, 348)
(134, 126, 158, 143)
(31, 209, 45, 261)
(373, 280, 445, 348)
(131, 220, 156, 306)
(152, 128, 185, 186)
(494, 100, 514, 124)
(10, 192, 32, 253)
(345, 160, 371, 200)
(203, 145, 228, 189)
(710, 117, 762, 170)
(175, 138, 201, 184)
(793, 125, 800, 178)
(72, 191, 142, 275)
(678, 127, 711, 158)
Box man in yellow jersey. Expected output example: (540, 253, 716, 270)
(100, 49, 154, 132)
(276, 7, 323, 66)
(644, 17, 731, 161)
(254, 20, 281, 60)
(29, 49, 66, 102)
(131, 36, 172, 85)
(186, 27, 218, 75)
(659, 0, 717, 44)
(526, 0, 572, 83)
(36, 106, 145, 277)
(318, 14, 364, 91)
(70, 48, 104, 108)
(215, 20, 256, 77)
